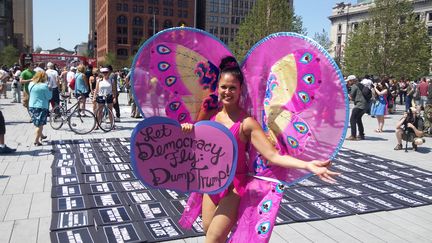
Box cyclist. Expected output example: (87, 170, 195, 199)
(93, 67, 117, 128)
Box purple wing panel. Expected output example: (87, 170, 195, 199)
(242, 33, 349, 182)
(131, 27, 233, 123)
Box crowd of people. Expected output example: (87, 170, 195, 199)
(0, 61, 141, 154)
(347, 75, 431, 151)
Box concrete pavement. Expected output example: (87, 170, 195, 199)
(0, 91, 431, 243)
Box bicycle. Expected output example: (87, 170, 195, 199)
(50, 93, 97, 134)
(95, 94, 115, 132)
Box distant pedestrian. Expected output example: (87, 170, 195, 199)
(405, 80, 415, 112)
(74, 65, 90, 112)
(398, 78, 408, 105)
(11, 65, 22, 103)
(370, 80, 388, 133)
(108, 65, 121, 121)
(28, 71, 52, 146)
(0, 111, 16, 154)
(66, 66, 76, 103)
(394, 106, 425, 151)
(346, 75, 367, 141)
(360, 75, 373, 89)
(424, 79, 432, 135)
(46, 62, 60, 109)
(418, 77, 428, 109)
(0, 65, 9, 99)
(125, 71, 141, 118)
(94, 67, 116, 128)
(20, 63, 36, 114)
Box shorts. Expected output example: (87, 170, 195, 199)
(96, 94, 113, 104)
(28, 107, 49, 127)
(0, 111, 5, 135)
(74, 92, 89, 99)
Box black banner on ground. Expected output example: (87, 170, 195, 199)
(50, 138, 432, 243)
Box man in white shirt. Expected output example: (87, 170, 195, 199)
(11, 66, 22, 103)
(46, 62, 60, 108)
(33, 63, 45, 73)
(0, 67, 9, 99)
(66, 66, 77, 103)
(360, 75, 373, 89)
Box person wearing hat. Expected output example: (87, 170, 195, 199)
(46, 62, 60, 109)
(66, 66, 77, 103)
(93, 66, 117, 128)
(346, 75, 367, 140)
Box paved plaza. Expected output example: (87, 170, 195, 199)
(0, 91, 431, 243)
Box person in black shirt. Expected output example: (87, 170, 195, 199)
(394, 106, 425, 151)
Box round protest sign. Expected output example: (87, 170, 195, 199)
(131, 116, 238, 194)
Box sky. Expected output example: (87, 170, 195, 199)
(294, 0, 356, 37)
(33, 0, 356, 51)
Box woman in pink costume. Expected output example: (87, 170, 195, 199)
(180, 56, 339, 242)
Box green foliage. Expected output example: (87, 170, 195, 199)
(230, 0, 302, 60)
(0, 45, 19, 66)
(313, 29, 333, 53)
(292, 15, 307, 36)
(100, 52, 115, 66)
(344, 0, 431, 79)
(34, 46, 42, 53)
(99, 52, 134, 70)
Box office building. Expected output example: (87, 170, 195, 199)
(197, 0, 293, 44)
(0, 0, 13, 52)
(12, 0, 33, 53)
(94, 0, 196, 64)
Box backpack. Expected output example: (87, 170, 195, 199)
(68, 77, 76, 90)
(357, 83, 372, 102)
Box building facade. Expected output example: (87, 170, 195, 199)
(0, 0, 13, 52)
(329, 0, 432, 65)
(94, 0, 196, 64)
(197, 0, 293, 44)
(12, 0, 33, 53)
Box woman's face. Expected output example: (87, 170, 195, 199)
(218, 73, 242, 106)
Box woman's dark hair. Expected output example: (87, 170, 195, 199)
(219, 56, 244, 85)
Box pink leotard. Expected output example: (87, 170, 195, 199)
(179, 113, 250, 228)
(209, 114, 248, 203)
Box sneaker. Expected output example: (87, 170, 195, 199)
(356, 135, 365, 140)
(0, 145, 16, 154)
(114, 117, 121, 122)
(346, 136, 359, 141)
(394, 144, 403, 150)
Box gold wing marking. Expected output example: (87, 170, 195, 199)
(264, 54, 297, 137)
(175, 45, 211, 118)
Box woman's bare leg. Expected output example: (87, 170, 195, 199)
(205, 190, 240, 243)
(202, 194, 217, 233)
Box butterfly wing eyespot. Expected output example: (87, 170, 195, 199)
(300, 52, 313, 64)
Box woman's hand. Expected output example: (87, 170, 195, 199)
(181, 123, 194, 133)
(306, 160, 340, 184)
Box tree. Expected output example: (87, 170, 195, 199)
(0, 45, 19, 66)
(344, 0, 430, 79)
(230, 0, 304, 60)
(292, 15, 307, 36)
(34, 46, 42, 53)
(313, 29, 333, 53)
(100, 52, 115, 66)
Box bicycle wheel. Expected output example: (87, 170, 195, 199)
(50, 106, 65, 130)
(96, 105, 115, 132)
(68, 109, 96, 134)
